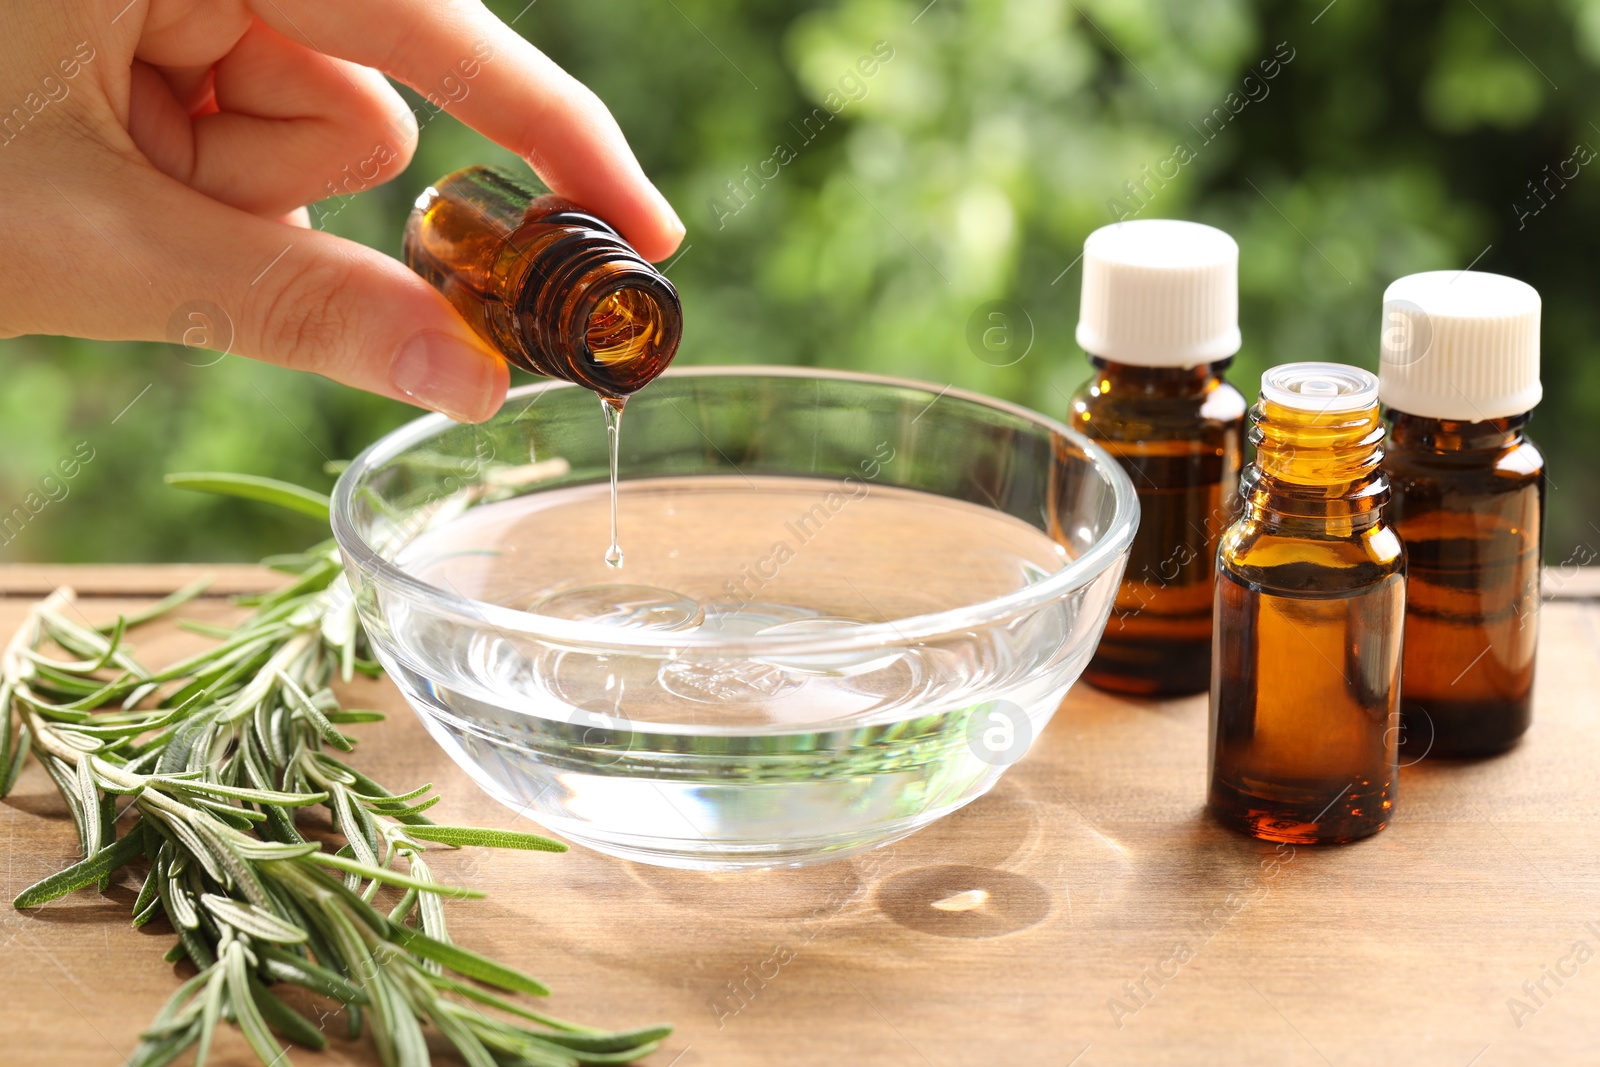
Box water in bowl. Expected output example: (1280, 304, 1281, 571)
(386, 475, 1087, 867)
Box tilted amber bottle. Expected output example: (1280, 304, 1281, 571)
(403, 165, 682, 398)
(1209, 363, 1405, 845)
(1378, 271, 1544, 758)
(1071, 219, 1247, 696)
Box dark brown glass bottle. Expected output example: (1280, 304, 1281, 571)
(1209, 363, 1405, 845)
(1071, 218, 1246, 696)
(403, 165, 682, 398)
(1376, 270, 1544, 759)
(1074, 358, 1245, 695)
(1382, 414, 1543, 757)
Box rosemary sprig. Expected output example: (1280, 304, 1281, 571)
(4, 474, 667, 1067)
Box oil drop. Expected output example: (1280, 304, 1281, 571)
(603, 396, 625, 569)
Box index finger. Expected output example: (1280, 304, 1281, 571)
(250, 0, 685, 262)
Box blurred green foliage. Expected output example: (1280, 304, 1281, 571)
(3, 0, 1598, 562)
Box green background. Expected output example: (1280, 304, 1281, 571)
(3, 0, 1597, 563)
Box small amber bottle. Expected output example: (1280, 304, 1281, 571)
(1378, 271, 1544, 758)
(1209, 363, 1405, 845)
(403, 165, 683, 398)
(1072, 220, 1246, 696)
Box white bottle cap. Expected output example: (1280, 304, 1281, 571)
(1378, 270, 1541, 421)
(1075, 219, 1241, 367)
(1260, 362, 1378, 414)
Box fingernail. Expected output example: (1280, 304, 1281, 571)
(391, 331, 502, 422)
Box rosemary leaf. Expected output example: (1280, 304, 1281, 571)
(2, 720, 32, 788)
(247, 975, 329, 1050)
(76, 756, 103, 856)
(390, 927, 551, 997)
(98, 576, 213, 634)
(194, 967, 225, 1067)
(164, 472, 331, 520)
(225, 939, 288, 1065)
(303, 853, 485, 899)
(280, 671, 354, 751)
(13, 830, 145, 907)
(406, 826, 568, 852)
(411, 854, 450, 949)
(131, 1019, 203, 1067)
(154, 776, 329, 808)
(201, 894, 308, 944)
(357, 780, 435, 805)
(325, 709, 387, 724)
(257, 944, 370, 1004)
(89, 614, 128, 671)
(367, 794, 442, 820)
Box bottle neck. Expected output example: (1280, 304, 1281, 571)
(1240, 397, 1388, 533)
(1386, 410, 1528, 457)
(513, 230, 680, 398)
(1087, 356, 1231, 398)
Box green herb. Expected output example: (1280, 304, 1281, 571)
(3, 473, 669, 1067)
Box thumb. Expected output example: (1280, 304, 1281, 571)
(149, 174, 508, 422)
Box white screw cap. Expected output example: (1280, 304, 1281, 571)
(1075, 219, 1241, 367)
(1378, 270, 1541, 421)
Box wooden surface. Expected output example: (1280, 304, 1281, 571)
(3, 566, 1599, 1067)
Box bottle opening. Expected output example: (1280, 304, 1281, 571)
(1259, 362, 1378, 414)
(585, 286, 664, 366)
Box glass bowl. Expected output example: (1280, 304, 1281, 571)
(332, 368, 1138, 869)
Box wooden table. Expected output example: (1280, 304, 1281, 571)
(4, 565, 1599, 1067)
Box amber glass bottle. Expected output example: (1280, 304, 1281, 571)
(1209, 363, 1405, 845)
(1072, 220, 1246, 696)
(1073, 360, 1245, 693)
(403, 165, 682, 398)
(1378, 271, 1544, 757)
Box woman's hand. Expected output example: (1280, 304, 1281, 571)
(0, 0, 684, 421)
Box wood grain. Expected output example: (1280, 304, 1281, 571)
(2, 566, 1599, 1067)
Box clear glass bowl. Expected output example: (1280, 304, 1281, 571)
(332, 368, 1138, 869)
